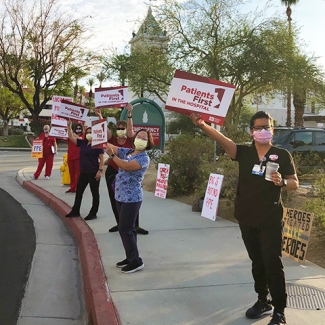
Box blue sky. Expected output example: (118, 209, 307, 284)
(5, 0, 323, 86)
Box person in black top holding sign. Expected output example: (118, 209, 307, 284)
(190, 111, 298, 325)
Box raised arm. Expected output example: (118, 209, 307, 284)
(190, 113, 237, 159)
(67, 120, 78, 145)
(126, 103, 135, 138)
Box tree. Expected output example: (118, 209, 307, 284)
(280, 0, 300, 126)
(0, 86, 25, 136)
(0, 0, 98, 129)
(96, 71, 107, 88)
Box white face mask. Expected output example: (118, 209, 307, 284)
(116, 130, 127, 138)
(134, 138, 147, 150)
(86, 134, 92, 141)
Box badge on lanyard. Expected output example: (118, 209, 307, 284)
(252, 157, 266, 176)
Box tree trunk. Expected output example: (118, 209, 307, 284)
(286, 87, 292, 126)
(293, 89, 306, 127)
(3, 120, 9, 136)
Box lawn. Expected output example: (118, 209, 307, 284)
(0, 135, 30, 148)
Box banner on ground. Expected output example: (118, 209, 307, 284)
(51, 95, 73, 127)
(95, 86, 128, 108)
(201, 173, 224, 221)
(31, 139, 43, 158)
(282, 207, 314, 264)
(165, 70, 236, 126)
(154, 163, 170, 199)
(49, 125, 68, 139)
(57, 100, 89, 122)
(91, 119, 107, 148)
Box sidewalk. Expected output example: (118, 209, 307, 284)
(17, 163, 325, 325)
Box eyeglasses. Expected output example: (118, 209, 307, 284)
(252, 126, 273, 131)
(116, 127, 126, 130)
(75, 128, 82, 130)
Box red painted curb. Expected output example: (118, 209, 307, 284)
(22, 179, 121, 325)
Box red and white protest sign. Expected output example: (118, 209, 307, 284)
(165, 70, 236, 126)
(155, 163, 170, 199)
(57, 100, 89, 122)
(51, 96, 73, 127)
(91, 119, 107, 148)
(201, 174, 224, 221)
(49, 125, 68, 139)
(31, 139, 43, 158)
(95, 86, 128, 108)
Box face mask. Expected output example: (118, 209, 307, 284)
(134, 138, 147, 150)
(43, 129, 49, 133)
(116, 130, 127, 138)
(75, 129, 82, 134)
(86, 134, 92, 141)
(253, 129, 273, 144)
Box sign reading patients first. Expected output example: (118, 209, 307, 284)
(95, 86, 128, 108)
(165, 70, 236, 126)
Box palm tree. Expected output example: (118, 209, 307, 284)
(280, 0, 300, 126)
(96, 71, 107, 88)
(86, 77, 96, 99)
(78, 85, 86, 105)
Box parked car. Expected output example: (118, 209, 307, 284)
(272, 127, 325, 164)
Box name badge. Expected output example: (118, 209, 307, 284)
(252, 164, 265, 176)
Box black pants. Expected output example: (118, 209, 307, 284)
(105, 165, 139, 227)
(116, 201, 142, 263)
(239, 220, 287, 312)
(71, 172, 100, 216)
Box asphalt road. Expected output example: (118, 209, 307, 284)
(0, 151, 37, 324)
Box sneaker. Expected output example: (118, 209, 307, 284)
(268, 312, 286, 325)
(109, 225, 119, 232)
(121, 261, 144, 274)
(246, 299, 273, 319)
(30, 175, 36, 180)
(136, 226, 149, 235)
(65, 211, 81, 218)
(84, 214, 97, 221)
(45, 176, 50, 180)
(65, 189, 75, 193)
(116, 259, 129, 268)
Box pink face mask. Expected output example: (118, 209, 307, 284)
(253, 129, 273, 144)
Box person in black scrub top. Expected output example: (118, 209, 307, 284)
(190, 111, 298, 325)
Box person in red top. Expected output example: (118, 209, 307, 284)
(31, 124, 58, 180)
(95, 105, 149, 234)
(66, 123, 83, 193)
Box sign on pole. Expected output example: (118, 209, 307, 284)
(154, 163, 170, 199)
(51, 95, 73, 127)
(31, 139, 43, 158)
(49, 125, 68, 139)
(201, 173, 224, 221)
(282, 207, 314, 264)
(91, 119, 107, 148)
(165, 70, 236, 126)
(57, 100, 89, 122)
(95, 86, 128, 108)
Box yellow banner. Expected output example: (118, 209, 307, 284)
(282, 207, 314, 264)
(31, 139, 43, 158)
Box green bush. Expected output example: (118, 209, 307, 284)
(160, 134, 214, 195)
(11, 128, 24, 135)
(292, 151, 323, 176)
(303, 175, 325, 238)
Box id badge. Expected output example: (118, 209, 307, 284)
(252, 164, 265, 176)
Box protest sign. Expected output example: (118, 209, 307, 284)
(154, 163, 170, 199)
(57, 100, 89, 122)
(49, 125, 68, 139)
(282, 207, 314, 264)
(95, 86, 128, 108)
(51, 96, 73, 127)
(91, 119, 107, 148)
(31, 139, 43, 158)
(201, 173, 224, 221)
(165, 70, 236, 126)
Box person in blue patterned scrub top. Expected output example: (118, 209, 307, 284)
(105, 129, 155, 274)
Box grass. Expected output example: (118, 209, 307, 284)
(0, 135, 30, 148)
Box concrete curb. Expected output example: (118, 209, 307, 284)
(20, 177, 121, 325)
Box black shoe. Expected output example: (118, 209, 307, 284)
(136, 226, 149, 235)
(246, 299, 273, 319)
(121, 260, 144, 274)
(116, 259, 129, 268)
(109, 225, 119, 232)
(84, 214, 97, 221)
(65, 211, 80, 218)
(268, 312, 286, 325)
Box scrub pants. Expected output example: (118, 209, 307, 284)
(67, 159, 80, 192)
(34, 154, 54, 178)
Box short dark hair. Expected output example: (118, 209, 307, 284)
(133, 128, 155, 150)
(250, 111, 274, 129)
(116, 120, 127, 128)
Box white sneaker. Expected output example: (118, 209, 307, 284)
(30, 175, 36, 179)
(45, 176, 50, 180)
